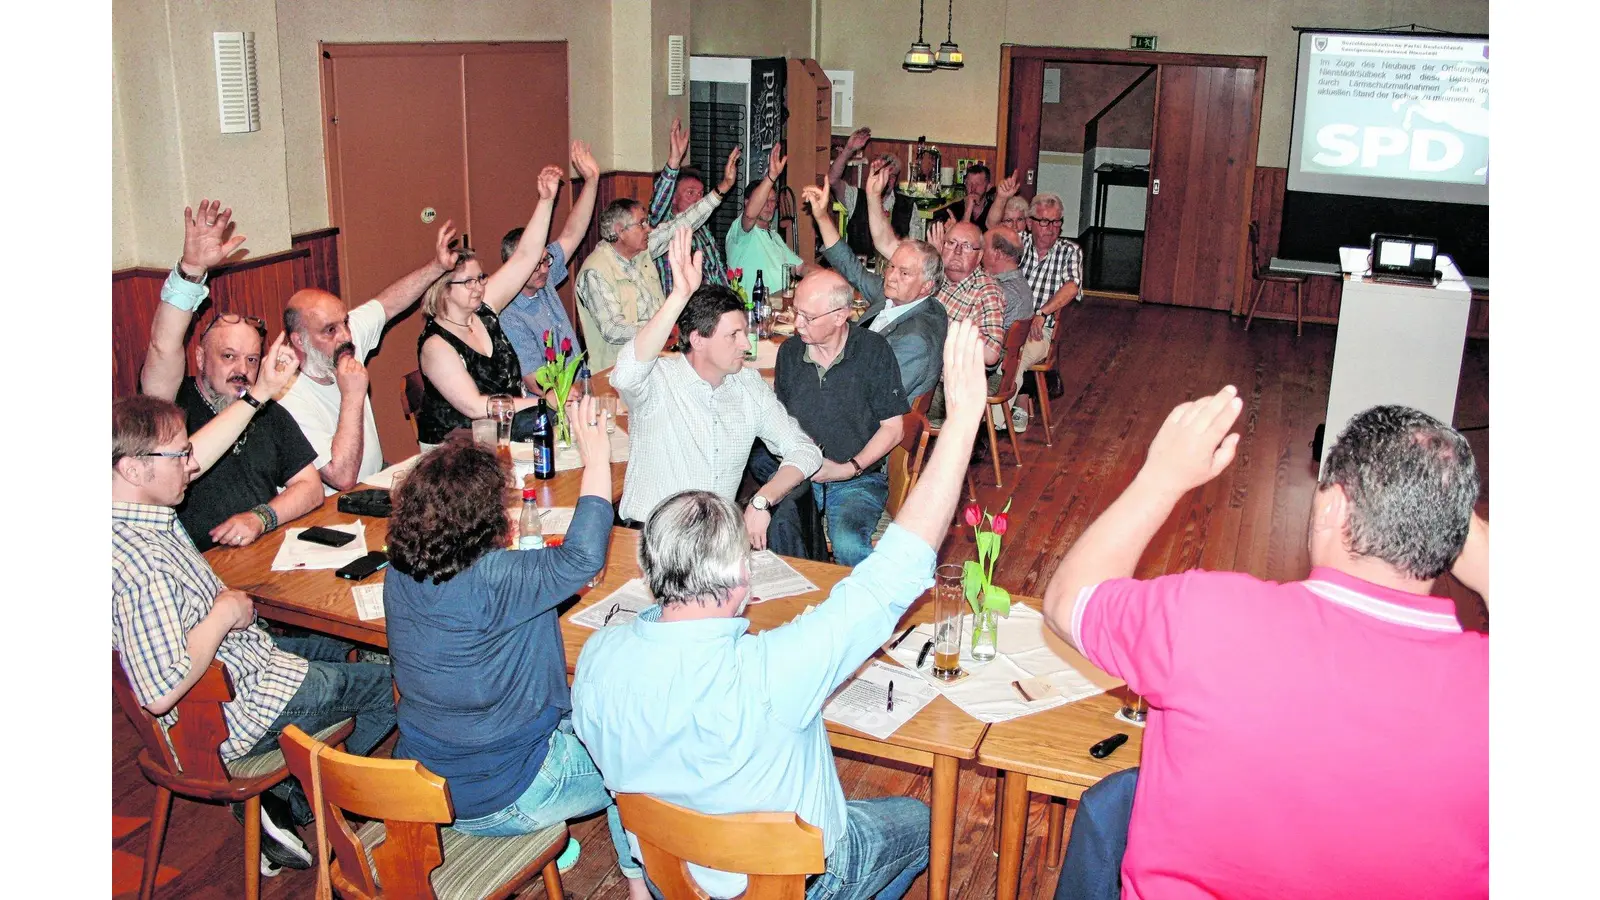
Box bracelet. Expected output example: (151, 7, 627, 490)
(849, 458, 863, 476)
(239, 391, 262, 409)
(251, 503, 278, 532)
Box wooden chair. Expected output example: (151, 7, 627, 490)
(279, 724, 568, 900)
(908, 393, 979, 502)
(402, 369, 426, 442)
(112, 651, 354, 900)
(1243, 220, 1308, 337)
(1025, 325, 1063, 447)
(885, 396, 932, 518)
(979, 320, 1034, 487)
(615, 793, 825, 900)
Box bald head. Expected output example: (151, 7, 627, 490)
(941, 222, 984, 282)
(792, 269, 854, 346)
(983, 226, 1023, 274)
(284, 288, 355, 376)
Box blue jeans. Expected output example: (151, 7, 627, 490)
(750, 444, 889, 568)
(452, 720, 642, 880)
(240, 634, 398, 823)
(1054, 767, 1139, 900)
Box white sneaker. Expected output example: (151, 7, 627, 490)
(260, 855, 283, 877)
(1011, 406, 1030, 433)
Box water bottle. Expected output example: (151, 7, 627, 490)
(519, 474, 545, 549)
(532, 400, 556, 480)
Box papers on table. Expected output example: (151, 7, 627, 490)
(748, 550, 819, 602)
(823, 660, 937, 740)
(882, 603, 1111, 723)
(571, 578, 657, 630)
(361, 455, 421, 490)
(531, 506, 575, 536)
(271, 522, 370, 571)
(351, 583, 385, 621)
(549, 426, 631, 473)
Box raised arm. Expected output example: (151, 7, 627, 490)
(632, 228, 702, 362)
(802, 181, 842, 250)
(1042, 385, 1243, 649)
(556, 141, 602, 261)
(189, 332, 298, 475)
(645, 147, 739, 259)
(742, 142, 786, 232)
(484, 167, 561, 314)
(828, 127, 872, 204)
(864, 163, 903, 260)
(370, 221, 460, 322)
(893, 320, 986, 549)
(647, 117, 691, 225)
(987, 170, 1020, 230)
(141, 200, 247, 401)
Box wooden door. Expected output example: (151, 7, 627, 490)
(1141, 65, 1259, 310)
(323, 42, 568, 460)
(1000, 54, 1044, 201)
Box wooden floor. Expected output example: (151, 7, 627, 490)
(111, 298, 1490, 899)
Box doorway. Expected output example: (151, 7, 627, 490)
(999, 46, 1265, 311)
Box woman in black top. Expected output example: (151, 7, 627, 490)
(416, 165, 564, 447)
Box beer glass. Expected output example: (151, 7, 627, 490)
(1120, 690, 1148, 724)
(931, 565, 966, 681)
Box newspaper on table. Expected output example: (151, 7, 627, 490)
(351, 583, 385, 621)
(823, 660, 937, 740)
(571, 578, 657, 630)
(748, 550, 818, 602)
(882, 603, 1114, 723)
(271, 522, 369, 572)
(361, 455, 421, 490)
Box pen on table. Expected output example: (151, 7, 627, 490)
(889, 624, 917, 650)
(915, 639, 934, 669)
(886, 681, 895, 712)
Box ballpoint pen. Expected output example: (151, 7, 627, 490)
(889, 624, 917, 650)
(915, 640, 934, 669)
(886, 681, 895, 712)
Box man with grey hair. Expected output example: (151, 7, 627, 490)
(573, 319, 993, 900)
(577, 161, 729, 372)
(990, 174, 1082, 429)
(801, 179, 948, 400)
(828, 126, 916, 256)
(1039, 399, 1487, 899)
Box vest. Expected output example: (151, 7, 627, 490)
(576, 242, 666, 372)
(845, 190, 915, 258)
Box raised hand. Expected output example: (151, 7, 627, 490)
(333, 352, 368, 400)
(940, 319, 987, 427)
(717, 146, 743, 195)
(571, 140, 600, 181)
(435, 220, 460, 269)
(570, 395, 610, 470)
(800, 183, 830, 217)
(926, 220, 948, 253)
(181, 199, 247, 273)
(668, 116, 689, 168)
(666, 227, 703, 298)
(251, 331, 300, 400)
(845, 126, 872, 153)
(866, 162, 891, 200)
(995, 170, 1021, 198)
(1138, 385, 1244, 497)
(767, 141, 788, 180)
(536, 165, 564, 201)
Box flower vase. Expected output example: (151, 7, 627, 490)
(554, 401, 572, 447)
(971, 606, 999, 662)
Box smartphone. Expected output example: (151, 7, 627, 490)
(335, 551, 389, 581)
(298, 526, 357, 548)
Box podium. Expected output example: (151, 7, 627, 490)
(1318, 247, 1472, 474)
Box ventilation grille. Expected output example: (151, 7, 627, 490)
(666, 35, 686, 96)
(825, 69, 853, 128)
(214, 31, 260, 135)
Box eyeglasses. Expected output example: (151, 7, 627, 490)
(198, 312, 267, 345)
(1029, 216, 1064, 228)
(141, 443, 194, 461)
(794, 306, 848, 326)
(943, 240, 982, 254)
(622, 218, 649, 232)
(535, 252, 555, 270)
(448, 273, 489, 286)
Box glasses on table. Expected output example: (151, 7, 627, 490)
(448, 273, 490, 286)
(140, 443, 194, 461)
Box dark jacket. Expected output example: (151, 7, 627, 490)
(821, 240, 948, 400)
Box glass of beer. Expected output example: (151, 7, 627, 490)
(1120, 689, 1148, 724)
(931, 565, 966, 681)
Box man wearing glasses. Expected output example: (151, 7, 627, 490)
(140, 200, 323, 552)
(499, 141, 602, 392)
(989, 177, 1082, 428)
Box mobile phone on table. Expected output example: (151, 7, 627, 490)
(298, 526, 357, 547)
(335, 551, 389, 581)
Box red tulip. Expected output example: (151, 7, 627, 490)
(545, 347, 557, 363)
(962, 504, 981, 527)
(561, 337, 573, 355)
(543, 329, 552, 345)
(992, 512, 1009, 536)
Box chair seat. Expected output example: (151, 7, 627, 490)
(355, 818, 567, 900)
(225, 719, 355, 779)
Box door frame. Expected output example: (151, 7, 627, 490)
(996, 45, 1266, 308)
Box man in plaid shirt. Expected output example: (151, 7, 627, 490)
(649, 116, 741, 294)
(989, 178, 1082, 429)
(112, 394, 396, 875)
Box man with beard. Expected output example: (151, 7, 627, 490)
(278, 222, 461, 493)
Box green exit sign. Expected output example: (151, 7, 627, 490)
(1130, 34, 1158, 50)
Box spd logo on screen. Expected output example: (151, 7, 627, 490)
(1312, 125, 1464, 172)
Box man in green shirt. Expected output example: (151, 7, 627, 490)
(726, 142, 804, 298)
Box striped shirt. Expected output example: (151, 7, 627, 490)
(936, 267, 1007, 359)
(112, 501, 307, 761)
(609, 340, 823, 523)
(1020, 232, 1083, 328)
(649, 165, 731, 294)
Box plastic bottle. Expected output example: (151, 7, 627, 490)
(519, 474, 545, 549)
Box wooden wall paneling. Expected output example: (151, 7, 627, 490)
(827, 136, 999, 194)
(786, 59, 833, 267)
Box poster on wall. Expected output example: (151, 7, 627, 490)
(749, 57, 788, 183)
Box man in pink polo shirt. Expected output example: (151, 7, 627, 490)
(1042, 392, 1489, 900)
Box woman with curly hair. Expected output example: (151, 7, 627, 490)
(383, 396, 649, 899)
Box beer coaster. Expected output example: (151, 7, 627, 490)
(930, 668, 973, 686)
(1114, 708, 1147, 728)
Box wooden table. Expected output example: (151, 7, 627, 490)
(979, 685, 1144, 900)
(562, 528, 984, 900)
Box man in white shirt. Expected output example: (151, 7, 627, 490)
(279, 224, 462, 492)
(609, 231, 828, 546)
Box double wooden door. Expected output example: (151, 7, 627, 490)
(322, 42, 570, 458)
(1000, 47, 1264, 311)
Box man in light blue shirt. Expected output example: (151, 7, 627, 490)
(572, 320, 991, 900)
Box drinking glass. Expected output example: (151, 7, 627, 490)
(486, 394, 516, 445)
(849, 290, 870, 322)
(597, 395, 619, 435)
(1120, 690, 1148, 724)
(471, 418, 498, 448)
(931, 564, 966, 681)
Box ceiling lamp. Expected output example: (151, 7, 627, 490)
(902, 0, 936, 73)
(935, 0, 964, 70)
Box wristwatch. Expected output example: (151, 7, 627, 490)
(175, 259, 207, 284)
(750, 495, 771, 512)
(239, 391, 263, 409)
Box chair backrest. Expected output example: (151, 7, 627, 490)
(112, 650, 234, 783)
(280, 724, 453, 900)
(993, 319, 1034, 400)
(402, 370, 426, 423)
(885, 399, 931, 517)
(615, 794, 825, 900)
